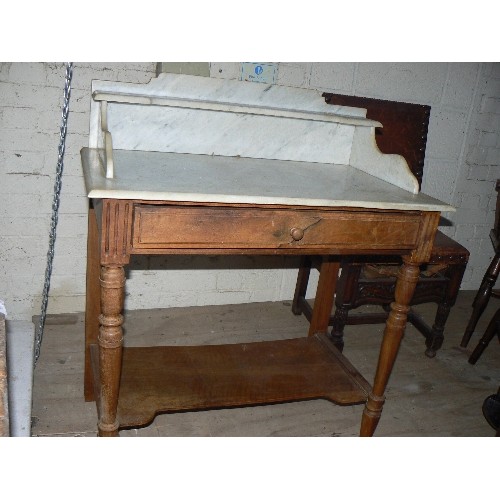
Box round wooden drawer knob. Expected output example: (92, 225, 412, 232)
(290, 227, 304, 241)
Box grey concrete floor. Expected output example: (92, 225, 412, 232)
(31, 290, 500, 437)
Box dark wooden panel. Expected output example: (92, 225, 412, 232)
(323, 93, 431, 188)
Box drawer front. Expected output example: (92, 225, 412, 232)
(132, 205, 421, 252)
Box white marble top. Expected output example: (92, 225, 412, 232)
(83, 73, 445, 200)
(82, 148, 453, 212)
(87, 74, 425, 194)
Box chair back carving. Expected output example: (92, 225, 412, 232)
(323, 93, 431, 189)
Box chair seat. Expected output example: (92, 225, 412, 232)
(361, 231, 469, 279)
(429, 230, 471, 261)
(362, 263, 449, 279)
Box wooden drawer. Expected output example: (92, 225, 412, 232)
(131, 204, 422, 252)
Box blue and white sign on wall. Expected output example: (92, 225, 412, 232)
(240, 62, 277, 84)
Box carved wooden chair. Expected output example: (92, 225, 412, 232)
(292, 93, 470, 358)
(461, 179, 500, 363)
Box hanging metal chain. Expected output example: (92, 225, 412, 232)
(34, 62, 74, 365)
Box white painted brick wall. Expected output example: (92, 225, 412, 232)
(1, 62, 499, 321)
(0, 63, 157, 320)
(442, 62, 500, 291)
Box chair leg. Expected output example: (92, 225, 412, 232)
(424, 302, 449, 358)
(461, 251, 500, 348)
(468, 308, 500, 364)
(330, 262, 363, 352)
(425, 262, 467, 358)
(292, 256, 311, 315)
(330, 305, 348, 351)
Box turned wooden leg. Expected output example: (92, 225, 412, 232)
(360, 259, 420, 437)
(292, 257, 312, 315)
(424, 302, 449, 358)
(330, 306, 348, 351)
(468, 308, 500, 365)
(85, 202, 101, 401)
(308, 257, 339, 337)
(330, 262, 362, 351)
(461, 251, 500, 348)
(425, 263, 466, 358)
(98, 265, 125, 437)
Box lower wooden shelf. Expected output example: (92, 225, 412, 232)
(90, 333, 371, 430)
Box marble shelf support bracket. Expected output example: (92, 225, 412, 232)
(100, 100, 115, 179)
(350, 126, 419, 194)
